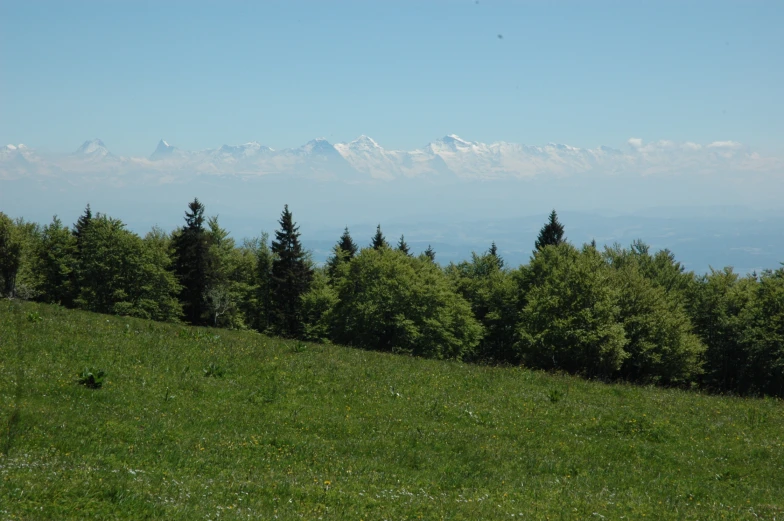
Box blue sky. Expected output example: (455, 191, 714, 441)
(1, 0, 782, 156)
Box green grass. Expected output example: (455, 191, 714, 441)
(1, 301, 783, 520)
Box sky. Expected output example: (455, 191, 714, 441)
(1, 0, 783, 157)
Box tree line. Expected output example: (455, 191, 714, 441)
(1, 202, 783, 397)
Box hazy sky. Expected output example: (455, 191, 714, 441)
(1, 1, 782, 156)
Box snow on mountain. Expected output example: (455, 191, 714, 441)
(0, 144, 49, 179)
(410, 135, 630, 179)
(74, 139, 111, 159)
(267, 138, 363, 181)
(149, 139, 184, 161)
(295, 138, 342, 157)
(210, 142, 273, 163)
(1, 135, 778, 183)
(1, 143, 34, 159)
(335, 135, 401, 180)
(1, 144, 22, 160)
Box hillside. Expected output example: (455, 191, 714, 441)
(1, 301, 783, 520)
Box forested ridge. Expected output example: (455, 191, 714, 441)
(1, 201, 782, 397)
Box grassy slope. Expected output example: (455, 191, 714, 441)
(1, 302, 783, 520)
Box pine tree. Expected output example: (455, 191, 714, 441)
(535, 210, 566, 251)
(396, 234, 411, 256)
(423, 244, 436, 262)
(370, 224, 388, 250)
(270, 205, 313, 337)
(172, 198, 211, 325)
(488, 241, 504, 268)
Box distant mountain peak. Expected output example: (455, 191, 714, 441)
(74, 139, 110, 158)
(301, 138, 338, 155)
(212, 141, 273, 161)
(150, 139, 178, 160)
(345, 135, 382, 150)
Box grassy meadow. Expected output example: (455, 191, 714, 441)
(1, 300, 783, 520)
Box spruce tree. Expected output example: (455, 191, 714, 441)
(338, 227, 358, 258)
(535, 210, 566, 251)
(488, 241, 504, 268)
(371, 225, 388, 250)
(172, 198, 211, 325)
(424, 244, 436, 262)
(327, 227, 358, 279)
(68, 204, 94, 303)
(72, 204, 92, 250)
(270, 205, 313, 337)
(397, 234, 411, 256)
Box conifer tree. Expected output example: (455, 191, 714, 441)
(535, 210, 566, 251)
(172, 198, 211, 325)
(72, 204, 92, 250)
(70, 204, 94, 302)
(270, 205, 313, 337)
(370, 224, 388, 250)
(488, 241, 504, 268)
(338, 227, 358, 258)
(327, 227, 358, 279)
(397, 234, 411, 256)
(423, 244, 436, 262)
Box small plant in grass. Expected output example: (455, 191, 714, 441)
(26, 311, 42, 323)
(77, 368, 106, 389)
(548, 388, 564, 403)
(292, 341, 308, 353)
(203, 362, 225, 378)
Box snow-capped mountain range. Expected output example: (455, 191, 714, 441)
(0, 135, 779, 182)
